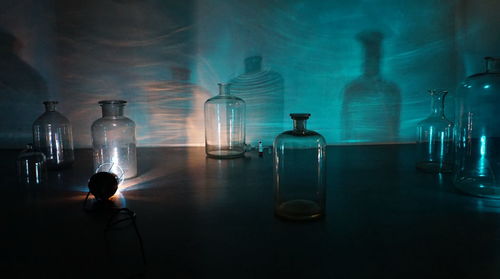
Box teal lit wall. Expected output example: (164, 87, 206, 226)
(0, 0, 499, 147)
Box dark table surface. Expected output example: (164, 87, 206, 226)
(2, 144, 500, 278)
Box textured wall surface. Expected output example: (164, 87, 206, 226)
(0, 0, 499, 148)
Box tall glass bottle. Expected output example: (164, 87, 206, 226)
(32, 101, 74, 169)
(204, 83, 246, 158)
(91, 100, 137, 179)
(274, 113, 326, 220)
(416, 90, 454, 173)
(454, 57, 500, 198)
(17, 144, 47, 185)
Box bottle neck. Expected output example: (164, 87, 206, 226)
(101, 104, 124, 117)
(293, 119, 307, 132)
(245, 56, 262, 74)
(430, 92, 446, 117)
(44, 102, 57, 112)
(362, 44, 381, 77)
(218, 83, 230, 96)
(485, 57, 500, 73)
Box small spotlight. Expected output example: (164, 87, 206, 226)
(88, 172, 120, 200)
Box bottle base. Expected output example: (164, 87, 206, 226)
(454, 178, 500, 199)
(416, 161, 452, 174)
(206, 150, 244, 159)
(276, 200, 323, 221)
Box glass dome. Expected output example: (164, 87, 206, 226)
(454, 57, 500, 198)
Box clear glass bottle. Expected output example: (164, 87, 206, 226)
(32, 101, 74, 169)
(204, 83, 246, 158)
(274, 113, 326, 220)
(17, 144, 47, 185)
(91, 100, 137, 179)
(416, 90, 454, 173)
(454, 57, 500, 198)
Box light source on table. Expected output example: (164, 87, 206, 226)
(87, 162, 125, 201)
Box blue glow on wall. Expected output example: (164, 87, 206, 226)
(0, 0, 499, 148)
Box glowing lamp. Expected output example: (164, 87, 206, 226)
(88, 162, 125, 200)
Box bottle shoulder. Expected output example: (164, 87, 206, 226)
(91, 116, 135, 128)
(33, 111, 70, 125)
(417, 116, 454, 128)
(205, 95, 246, 107)
(275, 130, 326, 144)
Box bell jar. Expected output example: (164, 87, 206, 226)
(454, 57, 500, 198)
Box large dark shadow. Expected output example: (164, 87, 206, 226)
(0, 29, 48, 147)
(341, 31, 401, 144)
(230, 55, 284, 147)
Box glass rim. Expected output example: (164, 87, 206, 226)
(43, 100, 59, 105)
(98, 100, 127, 105)
(290, 113, 311, 120)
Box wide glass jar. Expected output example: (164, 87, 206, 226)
(204, 83, 246, 158)
(274, 113, 326, 220)
(416, 90, 454, 173)
(32, 101, 74, 169)
(454, 57, 500, 198)
(91, 100, 137, 179)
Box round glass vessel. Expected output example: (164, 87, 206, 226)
(416, 90, 454, 173)
(32, 101, 74, 169)
(454, 57, 500, 198)
(204, 83, 246, 158)
(91, 100, 137, 179)
(17, 144, 47, 185)
(274, 113, 326, 220)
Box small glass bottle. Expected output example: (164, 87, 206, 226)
(17, 144, 47, 185)
(274, 113, 326, 220)
(454, 57, 500, 198)
(91, 100, 137, 179)
(32, 101, 74, 169)
(416, 90, 454, 173)
(204, 83, 246, 158)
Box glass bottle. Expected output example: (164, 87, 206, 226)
(416, 90, 454, 173)
(274, 113, 326, 220)
(230, 56, 284, 147)
(91, 100, 137, 179)
(204, 83, 246, 158)
(17, 144, 47, 185)
(32, 101, 74, 169)
(454, 57, 500, 198)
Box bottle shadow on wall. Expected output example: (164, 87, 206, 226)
(0, 29, 48, 147)
(143, 66, 194, 145)
(341, 30, 401, 144)
(230, 55, 284, 148)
